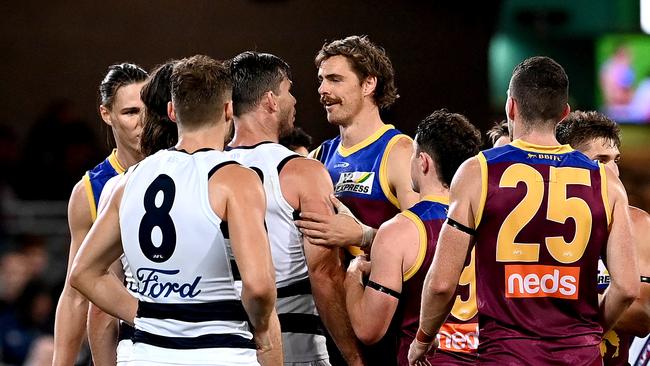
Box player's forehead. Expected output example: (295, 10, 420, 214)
(317, 55, 355, 77)
(582, 137, 620, 158)
(113, 82, 146, 108)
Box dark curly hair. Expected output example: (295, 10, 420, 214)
(315, 35, 398, 109)
(556, 110, 621, 150)
(140, 60, 179, 156)
(486, 120, 509, 147)
(415, 109, 481, 187)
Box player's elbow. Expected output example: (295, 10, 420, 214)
(355, 325, 383, 345)
(242, 276, 276, 305)
(613, 278, 640, 307)
(68, 262, 91, 297)
(427, 279, 457, 299)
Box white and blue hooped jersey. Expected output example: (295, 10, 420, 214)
(225, 142, 329, 363)
(119, 148, 256, 365)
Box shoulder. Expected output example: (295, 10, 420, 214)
(280, 157, 332, 192)
(68, 178, 93, 227)
(630, 206, 650, 233)
(212, 163, 263, 194)
(374, 214, 417, 251)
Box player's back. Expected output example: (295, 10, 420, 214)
(119, 148, 257, 365)
(225, 142, 329, 364)
(397, 198, 478, 366)
(475, 139, 610, 365)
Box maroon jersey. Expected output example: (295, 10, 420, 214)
(397, 197, 478, 366)
(474, 140, 610, 365)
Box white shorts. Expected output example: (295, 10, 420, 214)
(116, 339, 133, 365)
(128, 343, 258, 365)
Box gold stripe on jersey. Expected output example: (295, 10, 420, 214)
(599, 163, 612, 227)
(107, 149, 126, 174)
(82, 173, 97, 222)
(510, 139, 574, 154)
(337, 124, 394, 157)
(422, 195, 450, 205)
(401, 210, 427, 282)
(475, 152, 488, 228)
(379, 134, 412, 210)
(309, 145, 322, 161)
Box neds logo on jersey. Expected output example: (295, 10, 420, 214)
(505, 265, 579, 299)
(335, 172, 374, 195)
(437, 323, 478, 354)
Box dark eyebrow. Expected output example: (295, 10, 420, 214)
(121, 106, 141, 113)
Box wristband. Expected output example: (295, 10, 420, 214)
(415, 327, 435, 344)
(359, 223, 376, 249)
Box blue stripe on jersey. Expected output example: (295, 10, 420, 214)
(133, 330, 256, 350)
(87, 154, 122, 210)
(407, 199, 448, 222)
(482, 143, 600, 171)
(137, 300, 249, 322)
(318, 125, 404, 203)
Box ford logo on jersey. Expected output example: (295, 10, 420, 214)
(135, 268, 202, 299)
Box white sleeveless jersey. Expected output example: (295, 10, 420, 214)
(119, 148, 257, 365)
(225, 142, 329, 363)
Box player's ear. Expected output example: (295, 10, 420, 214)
(260, 90, 278, 114)
(167, 101, 177, 123)
(99, 105, 112, 126)
(559, 103, 571, 122)
(224, 100, 233, 123)
(362, 75, 377, 97)
(506, 96, 516, 122)
(419, 151, 431, 175)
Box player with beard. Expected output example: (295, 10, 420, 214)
(557, 111, 650, 366)
(226, 51, 363, 366)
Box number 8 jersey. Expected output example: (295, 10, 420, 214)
(474, 139, 610, 363)
(119, 148, 257, 365)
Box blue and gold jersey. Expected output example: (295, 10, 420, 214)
(314, 124, 411, 233)
(82, 149, 125, 221)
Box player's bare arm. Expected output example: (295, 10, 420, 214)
(281, 157, 364, 366)
(345, 215, 415, 344)
(86, 174, 121, 366)
(69, 178, 138, 326)
(600, 166, 639, 332)
(53, 180, 93, 366)
(386, 136, 419, 210)
(212, 164, 282, 366)
(610, 206, 650, 336)
(408, 157, 481, 365)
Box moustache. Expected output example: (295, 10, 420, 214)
(320, 96, 342, 106)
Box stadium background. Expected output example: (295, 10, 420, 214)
(0, 1, 648, 365)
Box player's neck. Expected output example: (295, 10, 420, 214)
(175, 123, 227, 152)
(229, 114, 278, 147)
(338, 106, 384, 148)
(513, 120, 561, 146)
(113, 143, 143, 169)
(418, 183, 449, 202)
(515, 131, 561, 146)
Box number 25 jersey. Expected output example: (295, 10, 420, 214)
(474, 140, 610, 355)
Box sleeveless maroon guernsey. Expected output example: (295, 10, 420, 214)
(474, 140, 610, 365)
(397, 197, 478, 365)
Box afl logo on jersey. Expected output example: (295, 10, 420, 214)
(335, 172, 374, 195)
